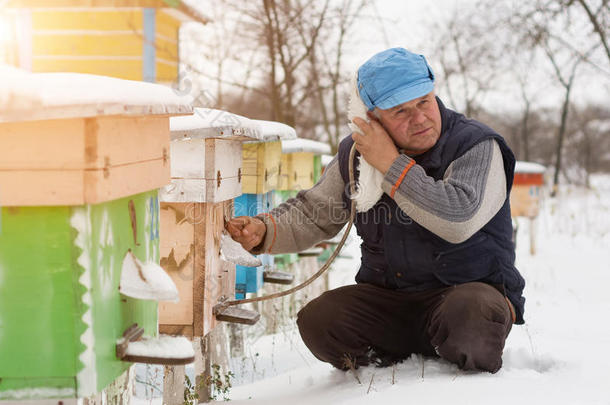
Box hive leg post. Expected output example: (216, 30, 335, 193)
(195, 336, 213, 403)
(163, 365, 186, 405)
(529, 217, 537, 255)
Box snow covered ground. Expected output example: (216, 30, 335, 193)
(135, 175, 610, 404)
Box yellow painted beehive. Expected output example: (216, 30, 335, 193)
(241, 140, 283, 194)
(1, 0, 208, 83)
(241, 120, 298, 194)
(278, 138, 331, 191)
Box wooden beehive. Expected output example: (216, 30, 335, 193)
(0, 115, 170, 206)
(0, 69, 191, 401)
(242, 140, 283, 194)
(510, 161, 546, 218)
(2, 0, 208, 82)
(278, 138, 331, 191)
(158, 108, 262, 337)
(0, 68, 192, 205)
(241, 119, 298, 194)
(162, 108, 263, 204)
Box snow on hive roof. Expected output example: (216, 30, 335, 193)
(281, 138, 331, 155)
(254, 119, 298, 141)
(515, 161, 546, 174)
(169, 108, 263, 140)
(0, 65, 193, 123)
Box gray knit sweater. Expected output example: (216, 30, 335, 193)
(252, 139, 506, 254)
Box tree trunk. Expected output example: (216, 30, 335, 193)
(263, 0, 281, 122)
(551, 84, 572, 196)
(520, 99, 531, 161)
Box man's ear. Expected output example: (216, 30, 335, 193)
(366, 110, 378, 122)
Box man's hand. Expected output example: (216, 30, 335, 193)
(225, 216, 266, 252)
(352, 116, 400, 174)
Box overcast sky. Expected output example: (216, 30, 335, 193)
(185, 0, 608, 114)
(351, 0, 609, 111)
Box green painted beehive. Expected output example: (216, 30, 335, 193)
(0, 192, 159, 400)
(0, 68, 192, 401)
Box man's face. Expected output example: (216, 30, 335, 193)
(372, 92, 442, 155)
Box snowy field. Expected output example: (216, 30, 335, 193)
(135, 175, 610, 404)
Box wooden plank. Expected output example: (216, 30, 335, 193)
(241, 175, 258, 195)
(288, 152, 314, 190)
(243, 144, 259, 174)
(87, 115, 169, 168)
(206, 177, 241, 203)
(156, 9, 180, 41)
(260, 141, 281, 193)
(204, 138, 242, 203)
(32, 32, 145, 56)
(156, 35, 178, 61)
(163, 365, 186, 405)
(159, 203, 194, 326)
(241, 143, 259, 177)
(156, 58, 178, 82)
(278, 153, 290, 190)
(0, 119, 86, 170)
(0, 161, 168, 206)
(160, 201, 236, 337)
(159, 178, 207, 202)
(215, 307, 260, 325)
(84, 157, 170, 203)
(202, 201, 224, 336)
(169, 138, 205, 179)
(263, 270, 294, 285)
(221, 258, 236, 300)
(0, 116, 168, 170)
(192, 202, 206, 337)
(32, 57, 143, 80)
(0, 115, 170, 205)
(158, 324, 193, 339)
(0, 170, 84, 206)
(31, 9, 143, 31)
(241, 141, 282, 194)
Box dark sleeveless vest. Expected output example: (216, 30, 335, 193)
(338, 98, 525, 324)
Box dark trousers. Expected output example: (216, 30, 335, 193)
(297, 282, 513, 373)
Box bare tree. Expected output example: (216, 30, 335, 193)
(566, 104, 610, 186)
(432, 6, 508, 117)
(566, 0, 610, 66)
(515, 4, 602, 194)
(308, 0, 369, 153)
(182, 0, 375, 148)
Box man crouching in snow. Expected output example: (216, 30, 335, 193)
(226, 48, 525, 374)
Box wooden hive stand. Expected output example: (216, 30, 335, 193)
(158, 108, 267, 404)
(510, 161, 546, 255)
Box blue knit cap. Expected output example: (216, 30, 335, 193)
(357, 48, 435, 111)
